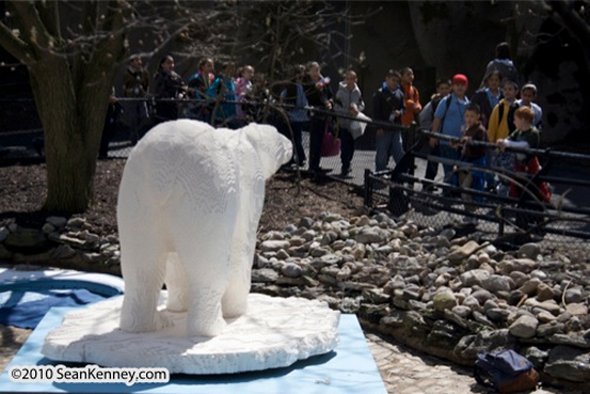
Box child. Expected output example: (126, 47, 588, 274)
(471, 70, 502, 128)
(487, 80, 519, 191)
(457, 103, 488, 211)
(487, 80, 519, 143)
(497, 106, 551, 203)
(430, 73, 470, 183)
(400, 67, 422, 173)
(517, 83, 542, 130)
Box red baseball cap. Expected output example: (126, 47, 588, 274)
(452, 74, 469, 86)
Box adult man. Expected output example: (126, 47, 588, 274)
(373, 69, 405, 172)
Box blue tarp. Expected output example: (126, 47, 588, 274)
(0, 308, 387, 393)
(0, 275, 124, 329)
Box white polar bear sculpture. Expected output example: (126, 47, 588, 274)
(117, 119, 292, 337)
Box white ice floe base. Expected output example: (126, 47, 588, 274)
(41, 292, 340, 375)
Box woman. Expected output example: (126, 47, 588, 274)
(334, 69, 365, 177)
(153, 55, 187, 124)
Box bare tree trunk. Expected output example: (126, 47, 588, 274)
(29, 56, 111, 212)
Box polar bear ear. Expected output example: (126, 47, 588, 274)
(242, 123, 293, 179)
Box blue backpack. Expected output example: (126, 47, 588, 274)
(474, 349, 539, 393)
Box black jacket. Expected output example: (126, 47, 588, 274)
(372, 85, 405, 127)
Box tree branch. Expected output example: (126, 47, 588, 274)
(10, 0, 53, 50)
(0, 20, 35, 63)
(547, 0, 590, 44)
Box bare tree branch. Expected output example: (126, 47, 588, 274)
(0, 18, 34, 62)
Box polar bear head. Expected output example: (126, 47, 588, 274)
(242, 123, 293, 179)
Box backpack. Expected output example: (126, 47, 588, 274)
(438, 94, 453, 133)
(474, 349, 539, 393)
(498, 101, 520, 133)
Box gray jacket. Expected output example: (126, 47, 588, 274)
(334, 82, 365, 129)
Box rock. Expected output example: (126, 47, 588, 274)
(283, 224, 298, 234)
(448, 240, 480, 263)
(301, 230, 317, 242)
(549, 334, 590, 349)
(298, 217, 314, 229)
(473, 311, 495, 328)
(486, 308, 510, 322)
(565, 288, 585, 304)
(483, 299, 498, 311)
(288, 236, 306, 247)
(4, 227, 47, 250)
(0, 244, 13, 260)
(537, 300, 561, 315)
(530, 270, 547, 280)
(310, 247, 330, 257)
(509, 271, 528, 287)
(351, 244, 366, 260)
(482, 275, 513, 293)
(544, 346, 590, 382)
(462, 296, 481, 312)
(524, 346, 549, 370)
(46, 216, 68, 229)
(519, 278, 542, 296)
(49, 244, 77, 260)
(518, 242, 541, 260)
(509, 315, 539, 338)
(275, 249, 290, 260)
(498, 258, 537, 274)
(471, 289, 494, 304)
(251, 269, 279, 283)
(433, 289, 458, 312)
(455, 329, 515, 361)
(452, 305, 472, 318)
(537, 321, 566, 337)
(260, 240, 290, 252)
(340, 297, 361, 313)
(336, 266, 352, 281)
(459, 269, 490, 287)
(281, 263, 303, 278)
(0, 226, 9, 242)
(439, 228, 456, 240)
(383, 276, 405, 294)
(66, 217, 86, 229)
(566, 303, 588, 316)
(354, 227, 385, 244)
(536, 310, 557, 323)
(362, 288, 390, 304)
(536, 283, 555, 302)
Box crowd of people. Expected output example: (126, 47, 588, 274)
(103, 42, 550, 205)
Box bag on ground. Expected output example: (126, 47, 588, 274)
(474, 349, 539, 393)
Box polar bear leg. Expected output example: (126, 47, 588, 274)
(173, 234, 232, 337)
(164, 252, 188, 312)
(119, 226, 169, 333)
(222, 211, 256, 318)
(168, 195, 237, 336)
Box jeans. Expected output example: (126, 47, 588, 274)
(425, 144, 440, 181)
(439, 143, 461, 185)
(309, 117, 325, 171)
(290, 121, 306, 166)
(340, 127, 355, 171)
(375, 130, 404, 172)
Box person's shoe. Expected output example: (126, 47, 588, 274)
(339, 167, 351, 178)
